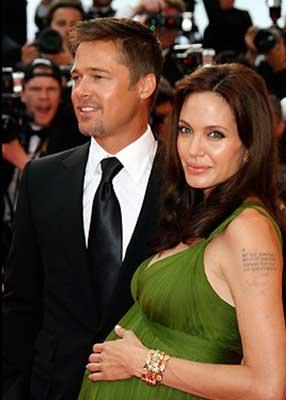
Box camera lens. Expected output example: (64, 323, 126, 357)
(35, 28, 63, 55)
(253, 29, 277, 53)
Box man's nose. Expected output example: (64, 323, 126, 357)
(73, 77, 92, 97)
(39, 89, 50, 98)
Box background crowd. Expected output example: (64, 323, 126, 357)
(1, 0, 286, 311)
(2, 2, 286, 250)
(2, 1, 286, 399)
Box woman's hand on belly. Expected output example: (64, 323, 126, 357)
(86, 325, 148, 382)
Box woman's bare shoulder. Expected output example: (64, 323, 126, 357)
(222, 206, 280, 249)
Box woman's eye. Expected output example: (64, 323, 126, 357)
(178, 126, 191, 135)
(208, 130, 225, 139)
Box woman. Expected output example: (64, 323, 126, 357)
(78, 63, 286, 399)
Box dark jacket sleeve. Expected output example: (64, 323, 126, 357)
(2, 161, 44, 398)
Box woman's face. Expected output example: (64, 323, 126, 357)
(177, 91, 245, 197)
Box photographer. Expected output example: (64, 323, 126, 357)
(21, 0, 85, 68)
(245, 25, 286, 99)
(202, 0, 252, 55)
(115, 0, 189, 86)
(2, 58, 88, 264)
(3, 57, 87, 178)
(86, 0, 116, 19)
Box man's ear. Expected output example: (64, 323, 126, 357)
(139, 73, 157, 100)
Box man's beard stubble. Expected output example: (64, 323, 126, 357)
(78, 119, 106, 138)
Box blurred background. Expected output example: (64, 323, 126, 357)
(26, 0, 286, 41)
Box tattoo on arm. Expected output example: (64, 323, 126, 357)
(241, 250, 276, 272)
(241, 249, 277, 288)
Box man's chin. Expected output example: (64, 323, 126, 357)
(79, 124, 105, 138)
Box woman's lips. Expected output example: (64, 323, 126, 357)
(186, 163, 210, 174)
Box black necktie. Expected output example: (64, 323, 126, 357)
(88, 157, 123, 322)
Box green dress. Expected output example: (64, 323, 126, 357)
(78, 201, 281, 399)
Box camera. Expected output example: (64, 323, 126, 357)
(1, 67, 30, 143)
(145, 12, 195, 33)
(146, 13, 182, 30)
(253, 27, 280, 54)
(34, 27, 63, 55)
(171, 44, 215, 76)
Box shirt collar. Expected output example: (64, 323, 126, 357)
(86, 125, 157, 184)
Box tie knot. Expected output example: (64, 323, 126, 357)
(100, 157, 123, 183)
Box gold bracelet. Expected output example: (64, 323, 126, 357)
(141, 349, 170, 386)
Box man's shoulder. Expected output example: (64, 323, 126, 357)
(26, 142, 90, 177)
(38, 142, 89, 163)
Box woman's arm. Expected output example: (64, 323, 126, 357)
(159, 210, 286, 400)
(87, 210, 286, 400)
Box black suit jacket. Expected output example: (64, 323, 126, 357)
(2, 141, 163, 400)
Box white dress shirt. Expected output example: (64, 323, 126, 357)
(83, 126, 158, 260)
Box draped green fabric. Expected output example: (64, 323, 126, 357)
(78, 200, 281, 399)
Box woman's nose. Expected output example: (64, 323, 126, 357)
(188, 135, 205, 157)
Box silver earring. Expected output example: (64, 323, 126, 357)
(243, 151, 249, 165)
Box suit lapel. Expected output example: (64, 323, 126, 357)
(58, 142, 99, 331)
(123, 145, 163, 271)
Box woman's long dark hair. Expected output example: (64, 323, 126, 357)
(155, 63, 286, 252)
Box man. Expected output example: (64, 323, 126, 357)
(2, 57, 86, 268)
(245, 25, 286, 100)
(3, 58, 63, 172)
(21, 0, 85, 67)
(2, 17, 164, 400)
(86, 0, 116, 19)
(2, 57, 86, 196)
(115, 0, 186, 86)
(202, 0, 252, 56)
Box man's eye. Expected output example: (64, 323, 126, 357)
(55, 20, 67, 28)
(71, 76, 80, 84)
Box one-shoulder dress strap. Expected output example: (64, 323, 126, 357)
(206, 200, 282, 244)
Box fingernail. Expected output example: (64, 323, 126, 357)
(115, 324, 121, 329)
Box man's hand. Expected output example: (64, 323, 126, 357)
(134, 0, 166, 15)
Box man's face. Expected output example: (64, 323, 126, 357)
(71, 40, 153, 152)
(21, 75, 61, 127)
(219, 0, 235, 10)
(50, 7, 83, 45)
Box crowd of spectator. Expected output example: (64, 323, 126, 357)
(2, 2, 286, 399)
(1, 0, 286, 264)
